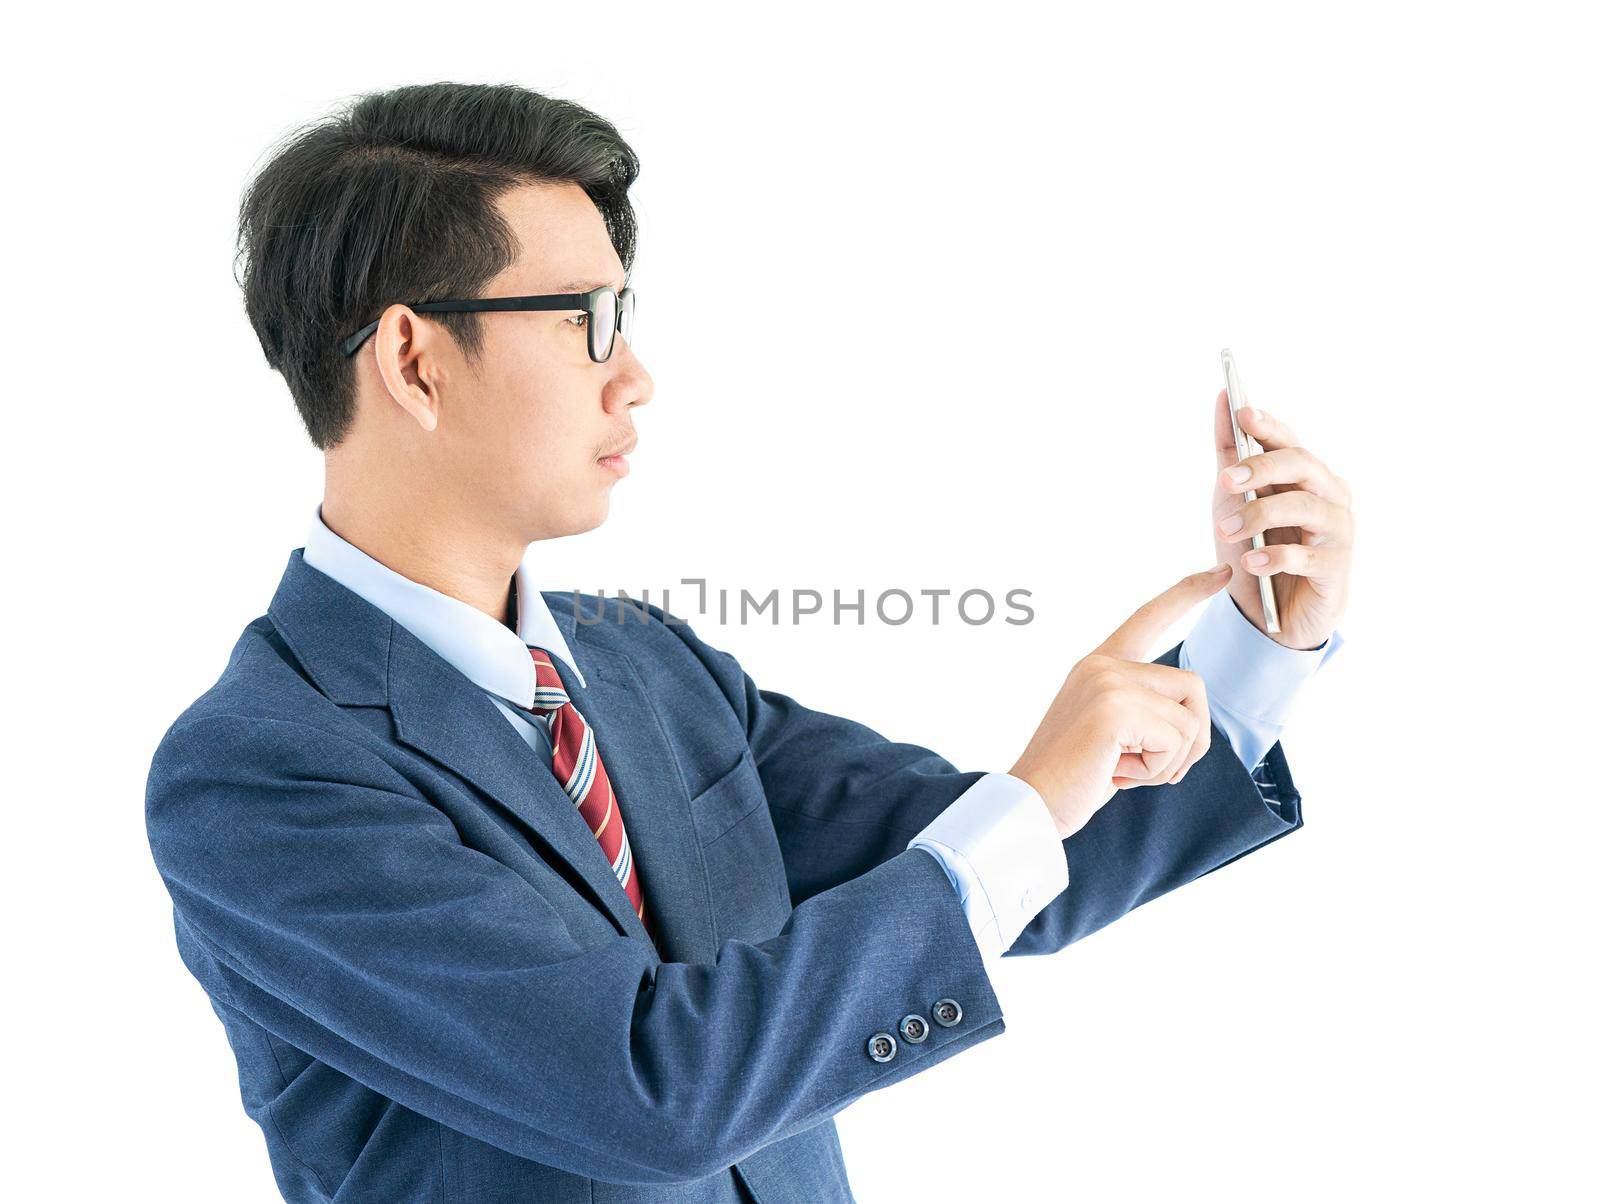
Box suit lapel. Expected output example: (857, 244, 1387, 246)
(385, 627, 652, 945)
(268, 549, 716, 962)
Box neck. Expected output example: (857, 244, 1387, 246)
(319, 485, 522, 629)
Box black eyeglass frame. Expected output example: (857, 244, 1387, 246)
(338, 284, 636, 362)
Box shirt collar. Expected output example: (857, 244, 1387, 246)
(301, 503, 586, 707)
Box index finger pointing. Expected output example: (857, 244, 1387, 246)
(1095, 564, 1233, 663)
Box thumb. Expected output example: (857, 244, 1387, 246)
(1214, 387, 1245, 471)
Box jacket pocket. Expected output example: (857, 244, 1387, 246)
(688, 748, 794, 942)
(687, 748, 765, 847)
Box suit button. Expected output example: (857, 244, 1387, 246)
(932, 998, 963, 1027)
(898, 1014, 929, 1044)
(866, 1032, 898, 1063)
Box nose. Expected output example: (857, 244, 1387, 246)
(604, 334, 653, 412)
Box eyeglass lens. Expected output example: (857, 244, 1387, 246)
(590, 288, 637, 362)
(591, 289, 617, 363)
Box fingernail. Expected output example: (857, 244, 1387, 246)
(1209, 562, 1230, 573)
(1244, 551, 1268, 567)
(1226, 465, 1251, 483)
(1219, 513, 1244, 534)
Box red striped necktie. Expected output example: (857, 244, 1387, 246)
(522, 646, 655, 942)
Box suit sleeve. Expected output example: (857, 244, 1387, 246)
(1003, 641, 1305, 956)
(651, 608, 1305, 958)
(145, 712, 1006, 1187)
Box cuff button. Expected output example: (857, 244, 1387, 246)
(932, 998, 963, 1027)
(866, 1032, 898, 1063)
(898, 1013, 929, 1044)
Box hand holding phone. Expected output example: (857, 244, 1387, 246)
(1219, 348, 1282, 635)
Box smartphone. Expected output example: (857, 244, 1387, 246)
(1220, 348, 1281, 635)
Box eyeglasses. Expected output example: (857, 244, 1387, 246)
(338, 284, 636, 362)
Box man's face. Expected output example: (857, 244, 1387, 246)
(376, 179, 654, 542)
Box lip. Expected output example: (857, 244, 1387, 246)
(597, 441, 635, 477)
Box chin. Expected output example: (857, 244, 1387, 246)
(559, 496, 613, 539)
(517, 489, 608, 543)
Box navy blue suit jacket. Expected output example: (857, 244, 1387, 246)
(145, 548, 1304, 1202)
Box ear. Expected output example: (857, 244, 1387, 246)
(372, 304, 442, 433)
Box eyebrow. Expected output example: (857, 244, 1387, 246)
(559, 277, 627, 293)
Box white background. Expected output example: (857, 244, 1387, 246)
(8, 2, 1594, 1200)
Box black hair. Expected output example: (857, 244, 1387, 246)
(235, 81, 640, 450)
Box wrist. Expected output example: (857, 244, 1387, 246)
(1007, 761, 1074, 840)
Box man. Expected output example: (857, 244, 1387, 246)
(146, 81, 1351, 1203)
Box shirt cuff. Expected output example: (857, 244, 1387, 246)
(1180, 590, 1345, 772)
(908, 772, 1070, 963)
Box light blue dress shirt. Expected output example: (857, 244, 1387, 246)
(302, 504, 1344, 969)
